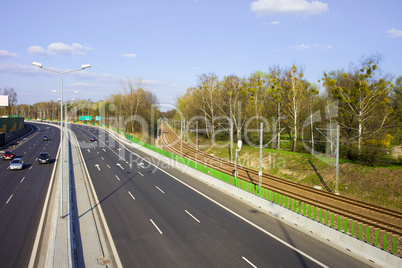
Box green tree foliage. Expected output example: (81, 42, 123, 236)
(322, 60, 393, 156)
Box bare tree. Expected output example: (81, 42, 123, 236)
(219, 75, 245, 140)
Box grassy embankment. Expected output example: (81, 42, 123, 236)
(179, 130, 402, 212)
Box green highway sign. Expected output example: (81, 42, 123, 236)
(79, 116, 92, 120)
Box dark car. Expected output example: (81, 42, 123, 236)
(3, 150, 15, 160)
(43, 135, 50, 141)
(38, 152, 51, 164)
(90, 136, 97, 142)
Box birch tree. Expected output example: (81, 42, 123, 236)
(219, 75, 245, 140)
(283, 65, 308, 152)
(323, 61, 392, 155)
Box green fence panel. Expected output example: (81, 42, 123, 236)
(308, 205, 311, 218)
(375, 230, 379, 247)
(293, 199, 297, 212)
(298, 201, 302, 214)
(337, 216, 341, 231)
(393, 237, 397, 255)
(303, 203, 307, 216)
(351, 221, 355, 237)
(331, 214, 334, 228)
(313, 207, 317, 220)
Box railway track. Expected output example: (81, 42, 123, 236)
(160, 121, 402, 239)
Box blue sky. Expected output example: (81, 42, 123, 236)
(0, 0, 401, 108)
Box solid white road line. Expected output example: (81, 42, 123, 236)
(6, 194, 13, 204)
(242, 256, 257, 268)
(107, 164, 111, 169)
(128, 191, 135, 200)
(150, 219, 163, 234)
(20, 177, 25, 183)
(155, 186, 165, 194)
(115, 175, 120, 181)
(138, 171, 144, 177)
(185, 210, 200, 223)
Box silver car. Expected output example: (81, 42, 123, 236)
(9, 158, 24, 170)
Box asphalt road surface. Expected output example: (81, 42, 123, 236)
(0, 122, 60, 267)
(71, 123, 368, 268)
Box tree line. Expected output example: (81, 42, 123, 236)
(1, 78, 159, 138)
(173, 56, 401, 165)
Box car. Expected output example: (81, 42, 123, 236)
(38, 152, 51, 164)
(3, 150, 15, 160)
(43, 135, 50, 141)
(9, 158, 24, 170)
(90, 136, 97, 142)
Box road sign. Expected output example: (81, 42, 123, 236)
(79, 116, 92, 120)
(95, 116, 101, 121)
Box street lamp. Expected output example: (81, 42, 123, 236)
(33, 62, 91, 217)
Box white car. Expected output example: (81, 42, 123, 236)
(9, 158, 24, 170)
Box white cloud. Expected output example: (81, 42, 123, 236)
(27, 42, 93, 56)
(289, 43, 332, 51)
(251, 0, 328, 16)
(0, 50, 18, 58)
(386, 28, 402, 38)
(122, 53, 138, 59)
(0, 62, 38, 74)
(270, 20, 280, 25)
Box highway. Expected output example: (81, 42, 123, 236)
(0, 122, 60, 267)
(71, 123, 368, 267)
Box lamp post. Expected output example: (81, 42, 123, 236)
(32, 62, 90, 217)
